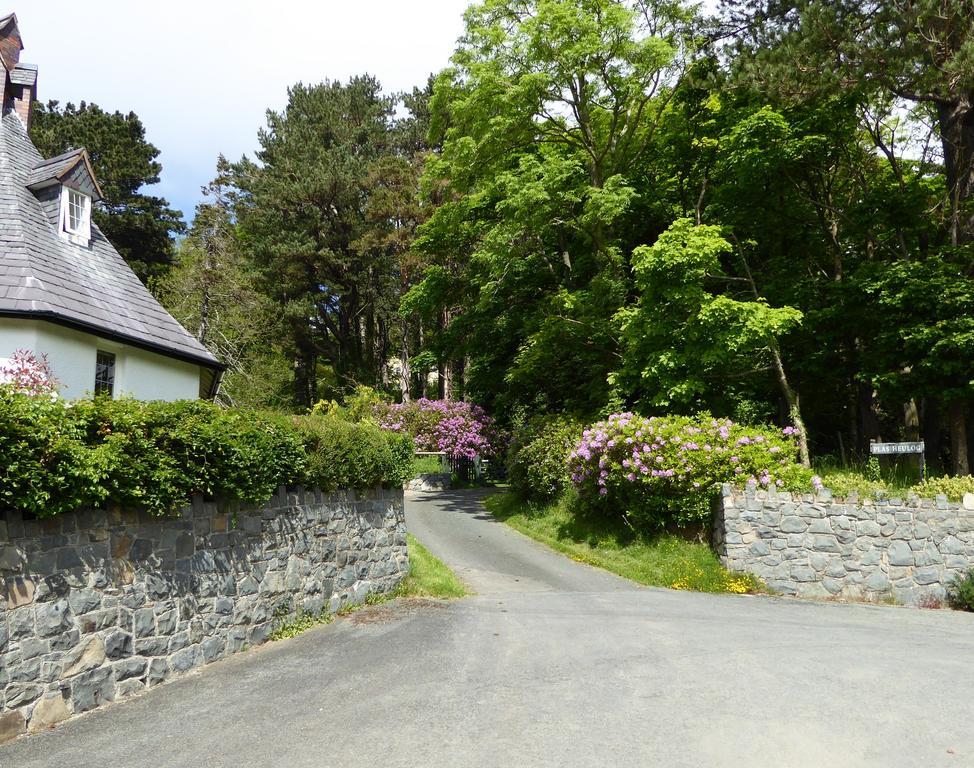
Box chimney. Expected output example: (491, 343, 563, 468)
(0, 13, 33, 130)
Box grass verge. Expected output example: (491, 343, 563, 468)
(485, 492, 759, 595)
(270, 533, 466, 640)
(394, 533, 468, 598)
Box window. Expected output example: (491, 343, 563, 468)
(59, 187, 92, 245)
(94, 351, 115, 397)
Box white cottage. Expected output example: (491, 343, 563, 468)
(0, 13, 222, 400)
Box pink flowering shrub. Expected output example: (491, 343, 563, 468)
(375, 398, 499, 459)
(0, 349, 57, 397)
(568, 413, 812, 529)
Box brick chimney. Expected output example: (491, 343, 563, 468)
(0, 13, 34, 129)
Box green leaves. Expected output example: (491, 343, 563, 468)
(616, 218, 802, 409)
(0, 394, 411, 518)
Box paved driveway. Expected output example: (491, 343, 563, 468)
(3, 489, 973, 767)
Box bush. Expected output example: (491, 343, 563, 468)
(0, 389, 107, 516)
(947, 569, 974, 611)
(912, 475, 974, 501)
(69, 399, 308, 514)
(375, 398, 500, 459)
(507, 414, 584, 501)
(568, 412, 812, 530)
(0, 391, 411, 518)
(294, 415, 412, 491)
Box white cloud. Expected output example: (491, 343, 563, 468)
(17, 0, 471, 219)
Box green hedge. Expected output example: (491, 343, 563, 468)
(0, 391, 411, 518)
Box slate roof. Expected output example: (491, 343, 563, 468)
(9, 62, 34, 87)
(0, 109, 221, 369)
(27, 146, 103, 199)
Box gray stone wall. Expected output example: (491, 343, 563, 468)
(0, 486, 407, 742)
(715, 484, 974, 605)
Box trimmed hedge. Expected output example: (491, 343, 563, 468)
(0, 390, 411, 518)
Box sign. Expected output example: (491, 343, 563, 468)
(869, 441, 925, 455)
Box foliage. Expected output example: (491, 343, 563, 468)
(30, 101, 184, 282)
(0, 389, 108, 516)
(405, 0, 691, 416)
(947, 569, 974, 612)
(613, 218, 803, 410)
(507, 414, 584, 502)
(568, 412, 811, 529)
(0, 349, 58, 397)
(485, 491, 762, 594)
(912, 475, 974, 502)
(412, 454, 447, 476)
(294, 415, 412, 492)
(155, 159, 293, 410)
(70, 399, 307, 514)
(0, 395, 411, 518)
(375, 398, 500, 459)
(227, 77, 433, 405)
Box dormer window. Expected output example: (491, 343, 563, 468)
(59, 187, 91, 246)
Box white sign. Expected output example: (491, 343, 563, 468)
(870, 441, 924, 455)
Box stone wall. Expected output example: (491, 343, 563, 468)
(715, 484, 974, 605)
(0, 486, 407, 742)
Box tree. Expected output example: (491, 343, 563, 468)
(155, 158, 292, 409)
(30, 101, 184, 282)
(406, 0, 693, 415)
(718, 0, 974, 472)
(613, 218, 808, 462)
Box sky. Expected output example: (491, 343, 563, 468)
(17, 0, 472, 221)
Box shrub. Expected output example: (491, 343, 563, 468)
(0, 389, 107, 516)
(947, 569, 974, 612)
(912, 475, 974, 501)
(0, 349, 58, 397)
(68, 399, 308, 514)
(375, 398, 500, 459)
(568, 412, 811, 530)
(294, 415, 412, 491)
(0, 393, 410, 518)
(507, 414, 584, 501)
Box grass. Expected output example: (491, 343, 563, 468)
(485, 492, 759, 595)
(815, 458, 974, 501)
(412, 454, 448, 476)
(394, 534, 468, 598)
(270, 533, 466, 640)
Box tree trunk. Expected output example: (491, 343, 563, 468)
(936, 96, 974, 246)
(948, 400, 970, 476)
(921, 398, 943, 475)
(770, 344, 811, 468)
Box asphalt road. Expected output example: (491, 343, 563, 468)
(3, 489, 973, 768)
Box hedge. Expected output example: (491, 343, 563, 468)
(0, 390, 412, 518)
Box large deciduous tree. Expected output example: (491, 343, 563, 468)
(30, 101, 184, 283)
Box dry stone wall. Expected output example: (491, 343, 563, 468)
(0, 486, 407, 742)
(715, 484, 974, 605)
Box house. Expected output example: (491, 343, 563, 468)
(0, 13, 222, 400)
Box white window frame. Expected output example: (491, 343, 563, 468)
(58, 187, 92, 246)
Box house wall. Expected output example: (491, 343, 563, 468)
(0, 486, 408, 742)
(0, 318, 202, 400)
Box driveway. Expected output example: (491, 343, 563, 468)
(3, 489, 973, 768)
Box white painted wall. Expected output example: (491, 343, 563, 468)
(0, 318, 203, 401)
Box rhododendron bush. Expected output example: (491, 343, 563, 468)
(568, 413, 811, 529)
(376, 398, 499, 459)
